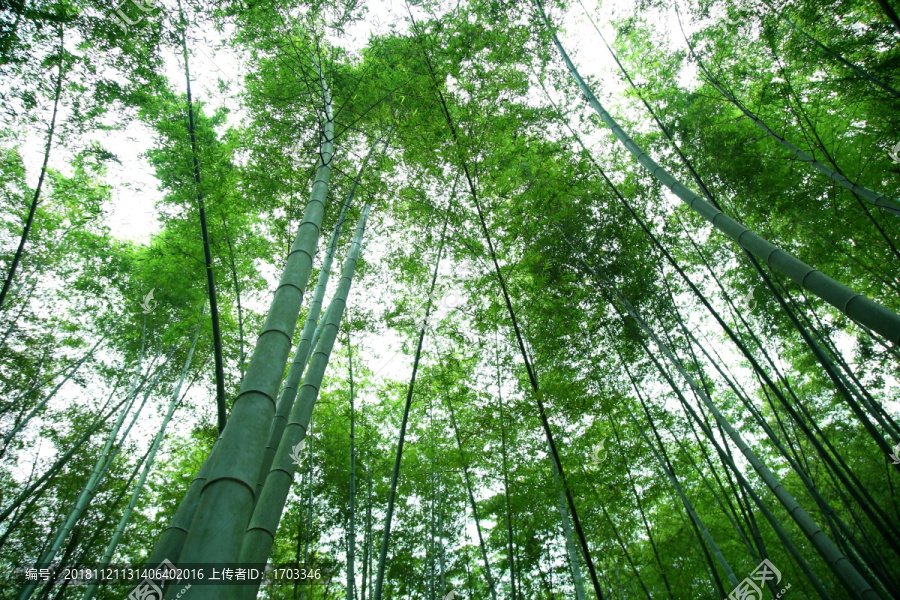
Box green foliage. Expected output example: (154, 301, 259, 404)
(2, 1, 900, 599)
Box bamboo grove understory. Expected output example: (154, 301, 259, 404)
(1, 0, 899, 599)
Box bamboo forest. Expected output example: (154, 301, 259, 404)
(4, 0, 900, 598)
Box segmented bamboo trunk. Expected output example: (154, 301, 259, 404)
(228, 204, 372, 600)
(256, 137, 382, 501)
(573, 12, 900, 543)
(176, 0, 227, 434)
(164, 51, 335, 574)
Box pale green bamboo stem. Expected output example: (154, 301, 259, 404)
(171, 50, 335, 573)
(18, 347, 162, 600)
(255, 136, 383, 502)
(81, 317, 203, 600)
(2, 337, 105, 453)
(227, 204, 372, 600)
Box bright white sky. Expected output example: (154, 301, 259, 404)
(94, 0, 717, 243)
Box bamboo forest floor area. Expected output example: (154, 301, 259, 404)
(2, 0, 900, 599)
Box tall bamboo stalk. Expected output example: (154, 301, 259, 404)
(256, 135, 384, 501)
(176, 0, 227, 434)
(677, 13, 900, 220)
(2, 336, 105, 454)
(405, 5, 606, 595)
(231, 204, 372, 600)
(778, 14, 900, 98)
(19, 338, 166, 600)
(81, 315, 203, 600)
(496, 347, 517, 600)
(166, 46, 335, 572)
(533, 0, 900, 344)
(372, 215, 449, 600)
(0, 380, 130, 528)
(547, 436, 586, 600)
(446, 393, 499, 600)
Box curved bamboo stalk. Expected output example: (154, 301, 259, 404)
(533, 0, 900, 344)
(676, 11, 900, 219)
(778, 14, 900, 99)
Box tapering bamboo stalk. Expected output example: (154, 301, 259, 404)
(446, 393, 499, 600)
(81, 316, 203, 600)
(678, 15, 900, 219)
(2, 336, 105, 454)
(256, 135, 384, 501)
(176, 0, 227, 434)
(167, 46, 335, 572)
(19, 345, 170, 600)
(347, 330, 357, 600)
(230, 204, 372, 600)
